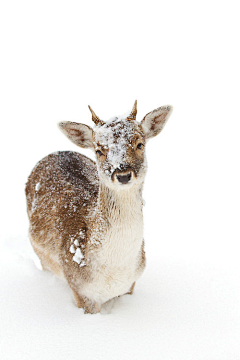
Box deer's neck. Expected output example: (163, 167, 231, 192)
(89, 182, 144, 248)
(98, 183, 143, 225)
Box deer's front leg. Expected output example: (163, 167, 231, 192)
(72, 290, 101, 314)
(125, 282, 136, 295)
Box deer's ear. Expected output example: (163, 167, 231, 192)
(58, 121, 94, 149)
(141, 105, 173, 139)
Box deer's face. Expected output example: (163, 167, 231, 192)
(59, 101, 173, 189)
(93, 118, 147, 188)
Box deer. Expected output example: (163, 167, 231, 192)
(25, 101, 173, 314)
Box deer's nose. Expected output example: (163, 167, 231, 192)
(116, 172, 132, 184)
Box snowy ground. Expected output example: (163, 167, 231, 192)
(1, 232, 240, 360)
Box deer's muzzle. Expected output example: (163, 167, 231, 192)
(117, 172, 132, 184)
(112, 168, 135, 185)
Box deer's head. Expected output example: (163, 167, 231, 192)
(59, 101, 173, 189)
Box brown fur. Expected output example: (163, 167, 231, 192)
(26, 151, 146, 313)
(26, 152, 99, 288)
(26, 103, 172, 313)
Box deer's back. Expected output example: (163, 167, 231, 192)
(26, 151, 99, 258)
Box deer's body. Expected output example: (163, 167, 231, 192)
(26, 102, 172, 313)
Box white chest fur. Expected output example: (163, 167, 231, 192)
(82, 188, 144, 304)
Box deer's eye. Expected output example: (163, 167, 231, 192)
(96, 150, 104, 157)
(137, 143, 144, 150)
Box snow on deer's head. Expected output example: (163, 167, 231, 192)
(59, 101, 173, 189)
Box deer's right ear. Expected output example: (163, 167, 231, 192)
(58, 121, 94, 149)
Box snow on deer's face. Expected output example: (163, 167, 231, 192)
(58, 102, 173, 189)
(93, 117, 147, 188)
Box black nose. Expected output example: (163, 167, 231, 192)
(117, 172, 132, 184)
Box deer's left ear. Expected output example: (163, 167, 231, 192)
(141, 105, 173, 139)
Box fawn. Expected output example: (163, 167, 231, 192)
(25, 101, 173, 313)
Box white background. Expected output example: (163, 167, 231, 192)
(0, 0, 240, 359)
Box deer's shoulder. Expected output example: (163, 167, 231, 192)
(57, 151, 98, 190)
(27, 150, 98, 191)
(26, 151, 99, 219)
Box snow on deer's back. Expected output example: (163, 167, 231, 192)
(25, 101, 173, 314)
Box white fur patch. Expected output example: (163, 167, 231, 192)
(81, 187, 144, 304)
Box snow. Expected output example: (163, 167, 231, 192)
(35, 182, 41, 191)
(69, 244, 75, 254)
(94, 118, 141, 175)
(72, 247, 84, 264)
(1, 0, 240, 358)
(69, 244, 85, 265)
(0, 237, 240, 360)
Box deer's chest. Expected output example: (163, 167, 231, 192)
(83, 215, 144, 303)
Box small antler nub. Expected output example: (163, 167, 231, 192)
(126, 100, 137, 121)
(88, 105, 105, 126)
